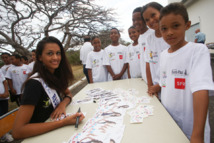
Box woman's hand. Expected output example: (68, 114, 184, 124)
(50, 102, 66, 121)
(63, 112, 85, 125)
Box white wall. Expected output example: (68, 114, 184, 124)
(168, 0, 214, 43)
(186, 0, 214, 43)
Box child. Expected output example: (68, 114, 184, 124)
(127, 26, 141, 78)
(103, 28, 128, 81)
(5, 54, 28, 106)
(12, 36, 84, 139)
(1, 53, 13, 76)
(0, 69, 13, 142)
(27, 50, 36, 74)
(159, 3, 213, 143)
(141, 2, 169, 97)
(86, 36, 107, 83)
(132, 7, 154, 82)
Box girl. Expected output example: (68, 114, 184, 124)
(103, 28, 128, 81)
(141, 2, 169, 97)
(86, 36, 107, 83)
(127, 26, 141, 78)
(12, 36, 84, 139)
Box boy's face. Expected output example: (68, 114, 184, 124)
(128, 28, 139, 42)
(159, 13, 190, 48)
(11, 56, 20, 66)
(1, 54, 11, 64)
(92, 38, 101, 52)
(142, 7, 160, 31)
(110, 29, 120, 43)
(31, 51, 36, 61)
(132, 12, 144, 32)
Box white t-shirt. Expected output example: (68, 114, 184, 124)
(5, 64, 28, 95)
(127, 44, 141, 78)
(145, 31, 169, 85)
(103, 44, 128, 81)
(80, 42, 93, 65)
(86, 50, 107, 83)
(138, 29, 154, 83)
(1, 64, 13, 76)
(27, 61, 35, 74)
(160, 42, 214, 142)
(0, 69, 9, 100)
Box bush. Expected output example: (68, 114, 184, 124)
(66, 50, 82, 65)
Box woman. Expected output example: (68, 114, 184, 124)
(12, 36, 84, 139)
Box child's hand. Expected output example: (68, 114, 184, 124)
(11, 88, 17, 95)
(148, 84, 161, 97)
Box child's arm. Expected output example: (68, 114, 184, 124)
(0, 80, 9, 98)
(87, 69, 93, 83)
(191, 90, 209, 143)
(106, 65, 115, 79)
(114, 63, 128, 80)
(7, 78, 16, 95)
(146, 62, 153, 96)
(127, 64, 131, 79)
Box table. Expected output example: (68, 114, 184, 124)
(22, 78, 189, 143)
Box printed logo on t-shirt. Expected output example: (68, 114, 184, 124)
(161, 71, 167, 87)
(144, 47, 146, 51)
(172, 69, 188, 76)
(92, 59, 99, 67)
(43, 98, 51, 108)
(119, 55, 123, 59)
(23, 71, 27, 74)
(109, 53, 115, 61)
(175, 78, 185, 89)
(149, 51, 158, 64)
(138, 54, 140, 59)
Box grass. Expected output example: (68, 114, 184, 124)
(8, 65, 84, 111)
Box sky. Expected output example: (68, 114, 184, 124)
(94, 0, 168, 42)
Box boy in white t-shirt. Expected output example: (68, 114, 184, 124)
(127, 26, 141, 78)
(0, 69, 13, 143)
(159, 3, 213, 143)
(86, 36, 107, 83)
(132, 7, 154, 82)
(1, 53, 13, 76)
(103, 28, 128, 81)
(5, 54, 28, 106)
(27, 49, 36, 74)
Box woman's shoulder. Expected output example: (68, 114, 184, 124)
(25, 78, 43, 89)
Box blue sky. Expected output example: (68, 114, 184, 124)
(94, 0, 168, 42)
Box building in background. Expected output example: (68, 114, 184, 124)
(168, 0, 214, 44)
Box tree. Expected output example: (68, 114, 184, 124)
(0, 0, 116, 56)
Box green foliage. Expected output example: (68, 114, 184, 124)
(66, 50, 82, 65)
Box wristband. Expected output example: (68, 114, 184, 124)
(64, 95, 72, 104)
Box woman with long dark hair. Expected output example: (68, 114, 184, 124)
(12, 36, 84, 139)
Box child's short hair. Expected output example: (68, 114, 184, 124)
(160, 2, 189, 23)
(141, 2, 163, 17)
(128, 26, 136, 31)
(133, 7, 142, 14)
(21, 55, 28, 61)
(110, 28, 120, 35)
(12, 54, 21, 60)
(91, 36, 100, 42)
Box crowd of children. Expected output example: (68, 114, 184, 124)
(0, 2, 213, 143)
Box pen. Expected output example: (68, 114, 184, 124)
(75, 107, 81, 129)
